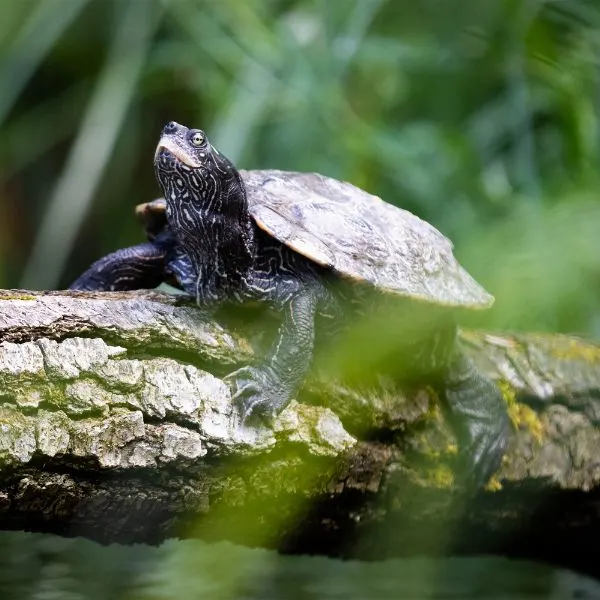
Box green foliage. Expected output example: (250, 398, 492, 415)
(0, 0, 599, 335)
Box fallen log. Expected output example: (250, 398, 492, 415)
(0, 289, 598, 576)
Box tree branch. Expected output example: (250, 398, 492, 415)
(0, 289, 599, 576)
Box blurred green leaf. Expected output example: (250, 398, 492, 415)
(19, 0, 161, 289)
(0, 0, 89, 125)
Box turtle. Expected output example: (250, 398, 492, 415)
(71, 120, 511, 486)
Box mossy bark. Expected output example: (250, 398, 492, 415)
(0, 289, 599, 576)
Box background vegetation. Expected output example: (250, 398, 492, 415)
(1, 0, 600, 597)
(1, 0, 599, 335)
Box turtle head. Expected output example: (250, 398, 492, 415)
(154, 121, 235, 179)
(153, 120, 247, 220)
(153, 122, 254, 272)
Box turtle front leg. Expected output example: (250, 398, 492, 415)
(227, 287, 319, 422)
(70, 238, 171, 291)
(441, 351, 512, 487)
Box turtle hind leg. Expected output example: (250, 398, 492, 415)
(70, 240, 169, 292)
(441, 351, 512, 488)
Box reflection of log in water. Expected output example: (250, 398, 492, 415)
(0, 290, 599, 577)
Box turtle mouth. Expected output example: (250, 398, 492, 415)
(154, 136, 201, 168)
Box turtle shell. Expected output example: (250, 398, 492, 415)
(241, 170, 493, 309)
(137, 171, 493, 309)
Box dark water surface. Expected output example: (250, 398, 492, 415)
(0, 532, 597, 600)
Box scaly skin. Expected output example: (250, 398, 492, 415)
(70, 121, 511, 486)
(70, 230, 175, 291)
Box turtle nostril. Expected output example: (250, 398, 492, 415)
(164, 121, 178, 134)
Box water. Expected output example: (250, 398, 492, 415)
(0, 532, 597, 600)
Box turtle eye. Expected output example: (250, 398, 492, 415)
(190, 130, 205, 147)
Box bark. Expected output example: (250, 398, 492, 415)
(0, 289, 599, 576)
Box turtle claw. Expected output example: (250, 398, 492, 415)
(226, 366, 288, 424)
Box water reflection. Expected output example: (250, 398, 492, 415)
(0, 532, 597, 599)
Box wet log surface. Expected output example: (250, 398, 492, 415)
(0, 289, 599, 576)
